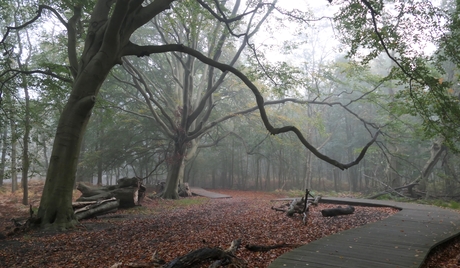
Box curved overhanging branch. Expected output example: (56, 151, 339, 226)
(0, 69, 72, 95)
(188, 97, 379, 154)
(189, 0, 277, 126)
(122, 43, 380, 170)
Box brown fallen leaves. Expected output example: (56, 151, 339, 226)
(421, 235, 460, 268)
(0, 189, 401, 268)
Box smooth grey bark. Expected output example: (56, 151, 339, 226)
(162, 141, 186, 199)
(41, 134, 49, 171)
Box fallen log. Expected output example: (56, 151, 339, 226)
(245, 243, 299, 252)
(368, 183, 419, 199)
(76, 177, 146, 208)
(287, 198, 302, 217)
(110, 239, 246, 268)
(321, 205, 355, 217)
(74, 198, 120, 220)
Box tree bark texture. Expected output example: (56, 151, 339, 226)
(162, 143, 186, 199)
(178, 182, 192, 197)
(74, 198, 120, 220)
(37, 53, 114, 229)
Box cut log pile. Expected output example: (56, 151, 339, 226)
(73, 198, 120, 220)
(73, 177, 146, 220)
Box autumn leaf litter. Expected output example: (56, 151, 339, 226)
(0, 189, 400, 267)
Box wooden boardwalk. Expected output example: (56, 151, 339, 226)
(190, 187, 231, 199)
(269, 197, 460, 268)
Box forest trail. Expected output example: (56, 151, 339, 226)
(190, 187, 232, 198)
(269, 197, 460, 268)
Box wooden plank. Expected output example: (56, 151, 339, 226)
(268, 198, 460, 268)
(275, 250, 406, 268)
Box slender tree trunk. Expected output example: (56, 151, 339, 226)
(230, 139, 234, 188)
(265, 159, 271, 190)
(0, 127, 7, 186)
(42, 134, 49, 172)
(415, 140, 446, 192)
(255, 157, 260, 190)
(304, 151, 312, 190)
(10, 120, 17, 193)
(22, 79, 31, 205)
(278, 149, 283, 189)
(212, 167, 216, 189)
(333, 168, 339, 192)
(221, 155, 227, 188)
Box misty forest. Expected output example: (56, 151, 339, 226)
(1, 0, 460, 267)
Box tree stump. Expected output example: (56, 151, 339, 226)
(178, 182, 192, 197)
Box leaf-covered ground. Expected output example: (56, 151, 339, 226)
(0, 185, 456, 267)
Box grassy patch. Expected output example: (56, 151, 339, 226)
(449, 201, 460, 209)
(122, 197, 209, 215)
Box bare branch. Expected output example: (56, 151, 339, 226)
(1, 5, 68, 44)
(0, 69, 72, 94)
(122, 59, 176, 138)
(189, 0, 277, 125)
(133, 0, 174, 31)
(196, 0, 269, 37)
(122, 43, 380, 169)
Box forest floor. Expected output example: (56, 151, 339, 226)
(0, 181, 458, 267)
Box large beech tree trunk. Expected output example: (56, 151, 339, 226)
(37, 62, 112, 229)
(34, 0, 174, 230)
(162, 143, 186, 199)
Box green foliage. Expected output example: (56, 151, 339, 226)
(415, 199, 460, 210)
(449, 200, 460, 209)
(333, 0, 460, 152)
